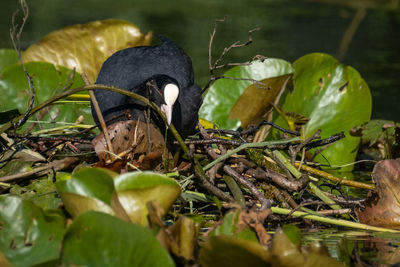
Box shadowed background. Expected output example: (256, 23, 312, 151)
(1, 0, 399, 121)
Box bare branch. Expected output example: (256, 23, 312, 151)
(10, 0, 34, 128)
(208, 17, 226, 71)
(212, 27, 260, 70)
(203, 18, 267, 94)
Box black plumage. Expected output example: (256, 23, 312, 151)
(91, 36, 202, 138)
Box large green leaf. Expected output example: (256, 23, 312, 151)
(199, 59, 293, 130)
(62, 211, 175, 267)
(114, 171, 181, 226)
(55, 168, 126, 220)
(0, 61, 92, 131)
(22, 19, 152, 83)
(0, 196, 66, 266)
(0, 49, 18, 73)
(272, 53, 372, 171)
(56, 169, 180, 224)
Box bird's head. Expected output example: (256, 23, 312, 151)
(144, 75, 180, 126)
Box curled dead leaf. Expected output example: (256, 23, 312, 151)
(238, 208, 271, 246)
(356, 159, 400, 228)
(22, 19, 152, 83)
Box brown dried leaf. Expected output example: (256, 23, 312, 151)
(238, 208, 271, 246)
(356, 159, 400, 227)
(22, 19, 152, 83)
(229, 74, 292, 129)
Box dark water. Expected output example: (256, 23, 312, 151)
(1, 1, 400, 264)
(303, 229, 400, 265)
(1, 0, 399, 121)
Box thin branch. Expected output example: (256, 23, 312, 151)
(0, 157, 79, 182)
(244, 167, 308, 192)
(193, 162, 234, 202)
(10, 0, 34, 128)
(223, 165, 273, 209)
(212, 27, 260, 70)
(83, 72, 115, 160)
(204, 121, 300, 138)
(208, 17, 226, 71)
(289, 129, 321, 165)
(203, 18, 267, 94)
(305, 132, 345, 149)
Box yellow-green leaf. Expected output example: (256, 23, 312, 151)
(114, 172, 181, 227)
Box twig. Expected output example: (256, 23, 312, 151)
(204, 121, 300, 138)
(208, 17, 226, 72)
(193, 163, 234, 202)
(308, 181, 342, 210)
(86, 82, 115, 159)
(241, 121, 300, 136)
(296, 163, 374, 190)
(271, 206, 399, 233)
(212, 27, 260, 70)
(181, 138, 242, 146)
(317, 209, 351, 216)
(9, 134, 92, 144)
(244, 167, 308, 192)
(203, 17, 266, 94)
(10, 0, 35, 128)
(304, 132, 345, 149)
(289, 129, 321, 165)
(0, 157, 79, 182)
(201, 137, 300, 173)
(224, 165, 273, 209)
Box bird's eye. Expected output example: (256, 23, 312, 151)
(164, 83, 179, 106)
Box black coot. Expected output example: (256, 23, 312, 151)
(91, 36, 202, 138)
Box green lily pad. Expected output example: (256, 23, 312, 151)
(114, 171, 181, 226)
(62, 211, 175, 267)
(199, 59, 293, 130)
(55, 167, 118, 218)
(272, 53, 372, 171)
(0, 61, 92, 131)
(0, 49, 18, 73)
(0, 196, 66, 267)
